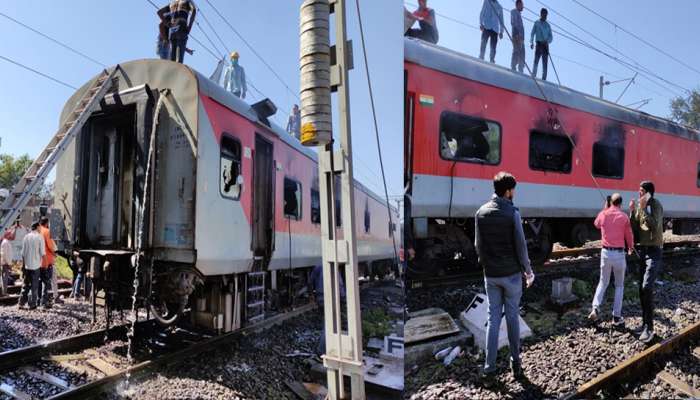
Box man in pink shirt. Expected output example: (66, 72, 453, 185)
(588, 193, 634, 326)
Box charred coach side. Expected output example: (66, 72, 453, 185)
(55, 59, 398, 331)
(404, 38, 700, 276)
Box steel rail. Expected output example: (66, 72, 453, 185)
(562, 320, 700, 399)
(50, 303, 316, 399)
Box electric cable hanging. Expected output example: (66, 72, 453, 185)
(354, 0, 399, 265)
(485, 0, 609, 202)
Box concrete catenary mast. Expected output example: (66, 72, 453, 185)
(299, 0, 365, 398)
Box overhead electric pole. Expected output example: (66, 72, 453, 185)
(299, 0, 365, 398)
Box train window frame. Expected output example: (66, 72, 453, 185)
(697, 162, 700, 188)
(591, 141, 625, 180)
(438, 111, 502, 166)
(310, 188, 321, 224)
(364, 203, 371, 234)
(528, 130, 573, 174)
(283, 177, 302, 221)
(219, 134, 243, 201)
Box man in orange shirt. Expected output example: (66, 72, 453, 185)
(39, 216, 57, 308)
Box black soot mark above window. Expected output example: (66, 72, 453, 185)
(529, 130, 573, 173)
(284, 178, 302, 220)
(592, 142, 625, 179)
(439, 111, 501, 165)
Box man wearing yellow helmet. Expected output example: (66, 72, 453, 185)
(223, 51, 247, 99)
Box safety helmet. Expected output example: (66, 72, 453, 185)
(230, 51, 240, 60)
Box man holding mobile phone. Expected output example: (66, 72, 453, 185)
(629, 181, 664, 343)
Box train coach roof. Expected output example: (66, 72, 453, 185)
(405, 38, 700, 142)
(61, 59, 396, 214)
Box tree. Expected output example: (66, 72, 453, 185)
(0, 154, 32, 189)
(670, 89, 700, 130)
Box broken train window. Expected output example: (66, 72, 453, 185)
(529, 130, 573, 173)
(439, 111, 501, 165)
(284, 177, 302, 220)
(220, 135, 242, 200)
(592, 141, 625, 179)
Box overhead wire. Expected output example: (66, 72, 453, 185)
(568, 0, 700, 78)
(354, 0, 399, 263)
(203, 0, 300, 102)
(520, 1, 691, 96)
(0, 54, 77, 90)
(0, 11, 107, 68)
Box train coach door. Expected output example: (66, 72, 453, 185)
(252, 135, 275, 262)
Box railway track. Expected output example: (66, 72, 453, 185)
(407, 239, 700, 289)
(0, 303, 314, 399)
(563, 320, 700, 399)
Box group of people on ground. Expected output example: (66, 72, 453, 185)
(480, 0, 553, 80)
(0, 218, 89, 309)
(475, 172, 664, 381)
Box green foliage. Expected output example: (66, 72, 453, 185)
(670, 89, 700, 129)
(362, 308, 392, 339)
(54, 256, 73, 280)
(0, 154, 33, 189)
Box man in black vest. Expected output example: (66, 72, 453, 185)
(475, 172, 534, 380)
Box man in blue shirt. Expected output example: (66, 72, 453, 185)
(510, 0, 525, 73)
(530, 8, 553, 80)
(223, 51, 247, 99)
(479, 0, 504, 63)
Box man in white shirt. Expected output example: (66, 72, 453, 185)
(1, 228, 15, 295)
(19, 222, 45, 309)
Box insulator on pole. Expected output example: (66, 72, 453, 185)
(299, 0, 332, 146)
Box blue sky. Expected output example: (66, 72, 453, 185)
(0, 0, 403, 198)
(405, 0, 700, 118)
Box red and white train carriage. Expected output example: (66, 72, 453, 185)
(53, 59, 398, 330)
(404, 38, 700, 274)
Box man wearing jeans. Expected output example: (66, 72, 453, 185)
(20, 222, 45, 310)
(479, 0, 504, 63)
(629, 181, 664, 343)
(510, 0, 526, 73)
(475, 172, 535, 380)
(588, 193, 634, 326)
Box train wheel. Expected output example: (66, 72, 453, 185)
(570, 223, 590, 248)
(150, 300, 185, 326)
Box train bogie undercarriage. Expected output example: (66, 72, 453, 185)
(408, 217, 606, 277)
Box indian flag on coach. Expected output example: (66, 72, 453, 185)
(419, 94, 434, 106)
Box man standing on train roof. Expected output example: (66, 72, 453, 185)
(1, 228, 15, 295)
(19, 222, 45, 310)
(158, 0, 197, 64)
(474, 172, 535, 382)
(479, 0, 505, 63)
(588, 193, 634, 326)
(530, 8, 553, 81)
(629, 181, 664, 343)
(510, 0, 526, 73)
(223, 51, 247, 99)
(404, 0, 439, 45)
(286, 104, 301, 140)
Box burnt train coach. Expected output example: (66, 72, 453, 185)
(54, 59, 398, 330)
(404, 38, 700, 275)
